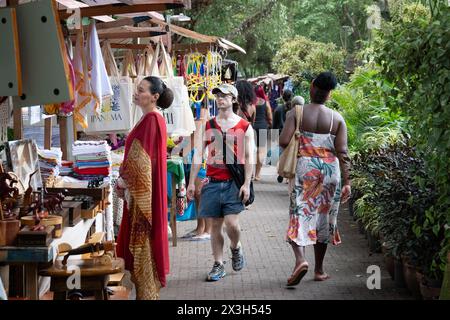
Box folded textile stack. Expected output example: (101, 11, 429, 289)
(60, 160, 73, 176)
(72, 141, 111, 181)
(38, 148, 62, 185)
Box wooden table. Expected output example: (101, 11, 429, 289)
(0, 212, 104, 300)
(39, 258, 124, 300)
(0, 245, 53, 300)
(47, 182, 111, 212)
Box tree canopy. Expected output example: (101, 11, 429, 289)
(180, 0, 375, 77)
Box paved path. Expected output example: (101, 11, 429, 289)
(161, 166, 412, 300)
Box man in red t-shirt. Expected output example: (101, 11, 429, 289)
(187, 83, 254, 281)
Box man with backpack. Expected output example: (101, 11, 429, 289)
(187, 83, 254, 281)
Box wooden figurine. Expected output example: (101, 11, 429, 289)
(0, 172, 19, 200)
(60, 241, 116, 266)
(0, 171, 20, 219)
(22, 170, 38, 211)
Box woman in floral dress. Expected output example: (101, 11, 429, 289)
(279, 72, 351, 286)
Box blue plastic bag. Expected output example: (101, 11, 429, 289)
(177, 200, 197, 221)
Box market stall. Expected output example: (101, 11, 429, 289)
(0, 0, 191, 300)
(0, 0, 247, 300)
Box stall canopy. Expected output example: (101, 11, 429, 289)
(55, 0, 189, 20)
(248, 73, 289, 84)
(51, 0, 245, 54)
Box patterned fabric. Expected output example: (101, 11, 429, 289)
(111, 176, 124, 237)
(122, 139, 161, 300)
(287, 131, 342, 246)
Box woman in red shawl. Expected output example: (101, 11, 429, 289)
(115, 76, 173, 300)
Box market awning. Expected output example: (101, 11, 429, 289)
(248, 73, 289, 84)
(58, 0, 189, 19)
(149, 14, 247, 54)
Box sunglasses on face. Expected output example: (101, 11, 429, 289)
(215, 92, 232, 99)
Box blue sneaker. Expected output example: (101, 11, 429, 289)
(206, 262, 226, 281)
(231, 246, 245, 271)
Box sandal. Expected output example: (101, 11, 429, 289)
(181, 229, 197, 239)
(287, 262, 309, 286)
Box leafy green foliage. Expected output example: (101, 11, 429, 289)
(183, 0, 374, 77)
(272, 36, 347, 84)
(332, 65, 406, 154)
(286, 0, 373, 52)
(353, 144, 438, 267)
(375, 4, 450, 279)
(271, 36, 347, 100)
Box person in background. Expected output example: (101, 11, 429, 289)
(115, 76, 172, 300)
(253, 85, 273, 181)
(273, 89, 295, 133)
(279, 71, 351, 286)
(182, 153, 212, 241)
(269, 82, 279, 112)
(274, 91, 302, 184)
(235, 80, 256, 125)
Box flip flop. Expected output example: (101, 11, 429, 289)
(190, 234, 211, 241)
(287, 263, 309, 286)
(181, 230, 197, 239)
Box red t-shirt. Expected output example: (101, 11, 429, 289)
(205, 118, 250, 180)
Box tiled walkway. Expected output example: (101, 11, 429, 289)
(160, 166, 412, 300)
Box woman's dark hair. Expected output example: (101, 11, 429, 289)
(311, 71, 338, 104)
(282, 89, 293, 111)
(235, 80, 256, 113)
(143, 76, 174, 109)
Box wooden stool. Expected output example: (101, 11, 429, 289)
(40, 257, 124, 300)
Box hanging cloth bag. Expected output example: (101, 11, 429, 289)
(85, 41, 133, 133)
(277, 105, 303, 178)
(154, 39, 196, 137)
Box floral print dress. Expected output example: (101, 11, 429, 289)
(286, 113, 342, 247)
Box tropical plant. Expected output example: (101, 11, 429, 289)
(272, 36, 347, 86)
(332, 65, 407, 154)
(375, 3, 450, 280)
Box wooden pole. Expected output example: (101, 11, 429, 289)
(0, 161, 3, 220)
(58, 116, 68, 161)
(58, 115, 75, 162)
(59, 2, 185, 20)
(109, 43, 150, 50)
(44, 117, 52, 150)
(13, 107, 22, 140)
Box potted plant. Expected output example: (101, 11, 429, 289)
(401, 252, 421, 299)
(381, 240, 395, 280)
(413, 207, 445, 300)
(439, 252, 450, 300)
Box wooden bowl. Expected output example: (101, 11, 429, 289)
(20, 215, 63, 238)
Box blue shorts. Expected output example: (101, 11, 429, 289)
(199, 179, 245, 218)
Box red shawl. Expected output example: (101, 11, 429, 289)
(116, 112, 169, 296)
